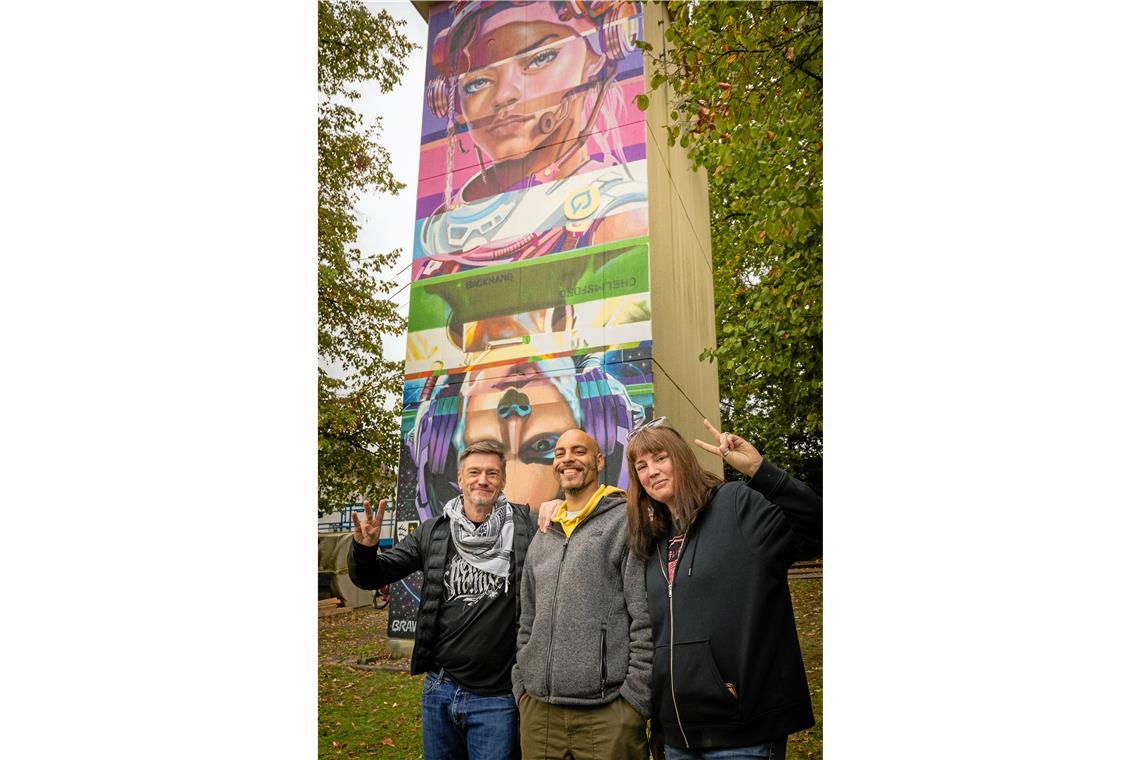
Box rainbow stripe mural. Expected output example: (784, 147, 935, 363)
(389, 0, 651, 636)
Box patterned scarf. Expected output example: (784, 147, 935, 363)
(443, 493, 515, 590)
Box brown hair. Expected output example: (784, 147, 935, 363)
(625, 424, 721, 560)
(459, 439, 506, 470)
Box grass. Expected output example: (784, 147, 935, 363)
(318, 577, 822, 759)
(319, 607, 423, 759)
(318, 664, 424, 758)
(788, 577, 823, 760)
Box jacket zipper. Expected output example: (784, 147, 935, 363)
(600, 624, 608, 697)
(658, 536, 691, 749)
(545, 536, 569, 696)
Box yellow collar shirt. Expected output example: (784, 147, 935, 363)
(553, 485, 624, 538)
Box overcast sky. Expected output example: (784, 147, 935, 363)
(360, 1, 429, 364)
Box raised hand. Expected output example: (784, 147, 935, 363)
(693, 418, 763, 478)
(536, 498, 562, 534)
(352, 499, 385, 547)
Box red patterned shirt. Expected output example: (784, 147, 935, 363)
(666, 532, 686, 584)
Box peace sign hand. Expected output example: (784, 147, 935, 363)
(352, 499, 385, 547)
(693, 418, 764, 478)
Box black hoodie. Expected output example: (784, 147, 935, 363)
(645, 460, 823, 750)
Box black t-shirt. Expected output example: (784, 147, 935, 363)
(431, 538, 517, 695)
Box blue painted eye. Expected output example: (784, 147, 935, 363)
(463, 76, 492, 95)
(521, 435, 559, 465)
(524, 49, 558, 71)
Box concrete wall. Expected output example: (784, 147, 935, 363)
(641, 1, 721, 473)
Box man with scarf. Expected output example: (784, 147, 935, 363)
(349, 439, 536, 760)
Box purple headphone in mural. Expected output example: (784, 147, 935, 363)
(407, 353, 647, 517)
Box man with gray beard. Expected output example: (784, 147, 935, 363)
(350, 439, 536, 760)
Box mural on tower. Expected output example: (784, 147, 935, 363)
(389, 0, 651, 636)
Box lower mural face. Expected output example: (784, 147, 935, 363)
(396, 238, 654, 522)
(400, 349, 653, 516)
(458, 364, 578, 509)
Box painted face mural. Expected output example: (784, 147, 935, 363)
(388, 1, 651, 637)
(414, 0, 648, 280)
(457, 15, 602, 166)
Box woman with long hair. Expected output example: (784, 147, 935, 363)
(625, 418, 823, 760)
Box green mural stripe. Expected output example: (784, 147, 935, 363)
(412, 234, 648, 288)
(406, 237, 650, 333)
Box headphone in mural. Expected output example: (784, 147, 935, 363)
(426, 1, 639, 180)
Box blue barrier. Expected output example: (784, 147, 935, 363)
(318, 502, 397, 548)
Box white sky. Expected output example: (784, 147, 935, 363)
(359, 0, 429, 364)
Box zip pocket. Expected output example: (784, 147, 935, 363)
(600, 624, 608, 696)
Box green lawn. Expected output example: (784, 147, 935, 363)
(318, 577, 822, 759)
(319, 606, 422, 759)
(318, 663, 424, 758)
(788, 577, 823, 760)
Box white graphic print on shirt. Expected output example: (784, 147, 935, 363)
(444, 553, 505, 605)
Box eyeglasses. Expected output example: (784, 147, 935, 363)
(629, 416, 667, 440)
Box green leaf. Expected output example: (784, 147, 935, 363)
(317, 0, 412, 515)
(653, 0, 822, 493)
(635, 93, 650, 111)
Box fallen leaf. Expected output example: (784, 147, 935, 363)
(380, 737, 396, 747)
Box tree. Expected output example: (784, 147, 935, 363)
(640, 1, 823, 493)
(317, 0, 415, 514)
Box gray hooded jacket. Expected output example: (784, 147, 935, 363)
(511, 490, 652, 717)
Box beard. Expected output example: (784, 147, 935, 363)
(465, 489, 497, 509)
(559, 467, 596, 496)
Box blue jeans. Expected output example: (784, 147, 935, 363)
(421, 669, 520, 760)
(664, 737, 786, 760)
